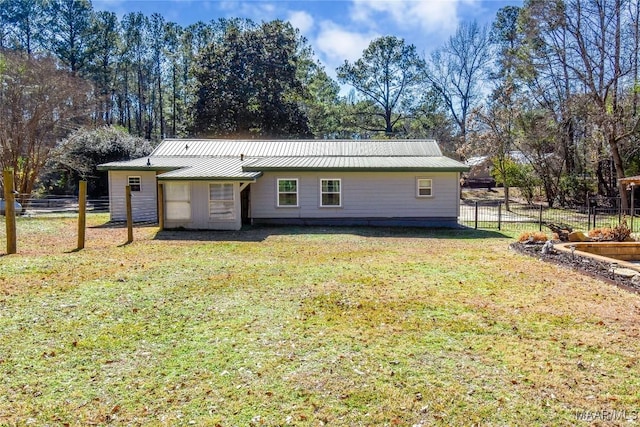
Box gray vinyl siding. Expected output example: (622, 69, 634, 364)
(250, 171, 461, 220)
(108, 171, 158, 222)
(163, 181, 242, 231)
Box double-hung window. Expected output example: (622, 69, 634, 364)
(209, 183, 234, 220)
(277, 179, 298, 207)
(165, 182, 191, 220)
(128, 176, 141, 192)
(320, 179, 341, 207)
(416, 178, 433, 197)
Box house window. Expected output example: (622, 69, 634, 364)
(209, 183, 234, 220)
(320, 179, 341, 207)
(128, 176, 141, 192)
(277, 179, 298, 207)
(165, 182, 190, 220)
(416, 178, 433, 197)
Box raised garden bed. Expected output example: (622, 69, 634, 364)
(511, 240, 640, 294)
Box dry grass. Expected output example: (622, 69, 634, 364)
(0, 214, 639, 425)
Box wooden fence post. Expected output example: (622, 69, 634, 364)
(126, 185, 133, 243)
(77, 181, 87, 250)
(3, 168, 16, 254)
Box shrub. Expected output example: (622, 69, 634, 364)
(588, 227, 614, 241)
(518, 231, 548, 243)
(588, 220, 631, 242)
(612, 218, 632, 242)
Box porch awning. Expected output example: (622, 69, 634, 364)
(619, 176, 640, 187)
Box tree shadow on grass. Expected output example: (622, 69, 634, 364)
(89, 220, 158, 229)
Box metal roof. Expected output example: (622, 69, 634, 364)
(150, 139, 442, 157)
(97, 157, 189, 171)
(98, 157, 261, 181)
(243, 156, 469, 172)
(157, 158, 261, 181)
(98, 139, 469, 178)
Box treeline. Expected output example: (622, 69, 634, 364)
(1, 0, 640, 207)
(469, 1, 640, 209)
(0, 0, 356, 141)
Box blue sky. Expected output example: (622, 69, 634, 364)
(93, 0, 522, 77)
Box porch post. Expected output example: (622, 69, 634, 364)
(126, 185, 133, 243)
(158, 182, 164, 230)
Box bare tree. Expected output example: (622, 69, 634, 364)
(426, 21, 493, 148)
(468, 82, 519, 209)
(0, 51, 91, 198)
(520, 0, 640, 209)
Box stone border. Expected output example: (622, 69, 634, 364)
(511, 241, 640, 295)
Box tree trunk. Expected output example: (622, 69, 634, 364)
(610, 137, 628, 210)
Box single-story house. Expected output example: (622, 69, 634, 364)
(97, 139, 469, 230)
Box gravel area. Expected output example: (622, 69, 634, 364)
(510, 241, 640, 294)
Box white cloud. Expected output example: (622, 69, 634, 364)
(350, 0, 478, 35)
(287, 10, 314, 35)
(315, 20, 378, 66)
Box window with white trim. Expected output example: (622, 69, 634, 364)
(277, 178, 298, 207)
(320, 179, 341, 207)
(416, 178, 433, 197)
(209, 183, 234, 220)
(165, 182, 191, 220)
(128, 176, 141, 192)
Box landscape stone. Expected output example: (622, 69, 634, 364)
(568, 231, 590, 242)
(610, 267, 639, 278)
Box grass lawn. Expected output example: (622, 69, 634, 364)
(1, 214, 639, 425)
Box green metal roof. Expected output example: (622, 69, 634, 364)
(157, 158, 261, 181)
(97, 157, 187, 171)
(150, 139, 443, 157)
(98, 157, 261, 181)
(243, 156, 469, 172)
(98, 139, 469, 179)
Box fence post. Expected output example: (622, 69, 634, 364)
(539, 204, 543, 232)
(498, 202, 502, 231)
(3, 168, 17, 254)
(126, 185, 133, 243)
(592, 206, 597, 229)
(77, 181, 87, 250)
(618, 200, 622, 224)
(474, 201, 478, 230)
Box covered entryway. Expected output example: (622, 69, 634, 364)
(241, 184, 251, 225)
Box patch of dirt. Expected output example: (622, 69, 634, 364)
(511, 241, 640, 294)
